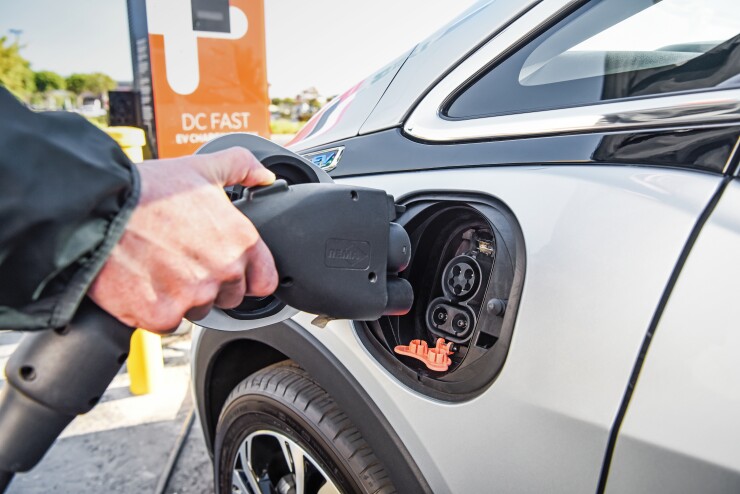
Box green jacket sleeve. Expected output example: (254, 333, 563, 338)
(0, 88, 140, 330)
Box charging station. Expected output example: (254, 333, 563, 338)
(125, 0, 270, 158)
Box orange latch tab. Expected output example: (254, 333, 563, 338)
(394, 338, 454, 372)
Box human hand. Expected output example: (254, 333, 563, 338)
(88, 147, 278, 333)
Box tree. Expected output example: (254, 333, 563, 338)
(0, 36, 35, 99)
(65, 72, 115, 97)
(34, 70, 66, 93)
(65, 72, 116, 107)
(65, 73, 87, 96)
(83, 72, 116, 95)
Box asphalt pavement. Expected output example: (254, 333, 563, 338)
(0, 330, 214, 493)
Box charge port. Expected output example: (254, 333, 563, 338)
(425, 236, 492, 344)
(442, 256, 481, 301)
(356, 196, 523, 400)
(443, 255, 481, 301)
(426, 299, 476, 343)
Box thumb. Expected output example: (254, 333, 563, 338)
(198, 147, 276, 187)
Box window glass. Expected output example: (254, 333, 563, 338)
(446, 0, 740, 119)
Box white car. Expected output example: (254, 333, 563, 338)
(192, 0, 740, 492)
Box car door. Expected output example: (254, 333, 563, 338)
(286, 0, 740, 491)
(605, 175, 740, 493)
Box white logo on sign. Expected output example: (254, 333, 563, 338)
(146, 0, 248, 95)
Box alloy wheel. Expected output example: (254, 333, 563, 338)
(231, 430, 341, 494)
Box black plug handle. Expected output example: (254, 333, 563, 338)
(234, 181, 413, 320)
(0, 299, 133, 477)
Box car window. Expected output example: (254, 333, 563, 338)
(446, 0, 740, 119)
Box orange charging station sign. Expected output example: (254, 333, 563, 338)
(128, 0, 270, 158)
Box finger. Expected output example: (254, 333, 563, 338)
(138, 296, 190, 334)
(185, 303, 214, 322)
(244, 238, 278, 297)
(146, 323, 183, 335)
(198, 147, 276, 188)
(214, 275, 247, 309)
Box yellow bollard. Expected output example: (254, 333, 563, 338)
(104, 126, 147, 163)
(127, 329, 164, 395)
(104, 126, 164, 395)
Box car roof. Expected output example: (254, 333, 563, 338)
(290, 0, 542, 152)
(360, 0, 540, 136)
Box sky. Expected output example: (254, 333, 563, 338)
(0, 0, 477, 97)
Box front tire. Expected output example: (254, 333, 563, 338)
(214, 362, 395, 494)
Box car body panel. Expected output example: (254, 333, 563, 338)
(605, 178, 740, 493)
(263, 165, 718, 493)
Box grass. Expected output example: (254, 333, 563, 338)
(85, 115, 108, 128)
(270, 118, 303, 135)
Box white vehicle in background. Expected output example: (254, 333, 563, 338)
(191, 0, 740, 492)
(74, 98, 107, 118)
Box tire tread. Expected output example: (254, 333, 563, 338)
(220, 362, 395, 494)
